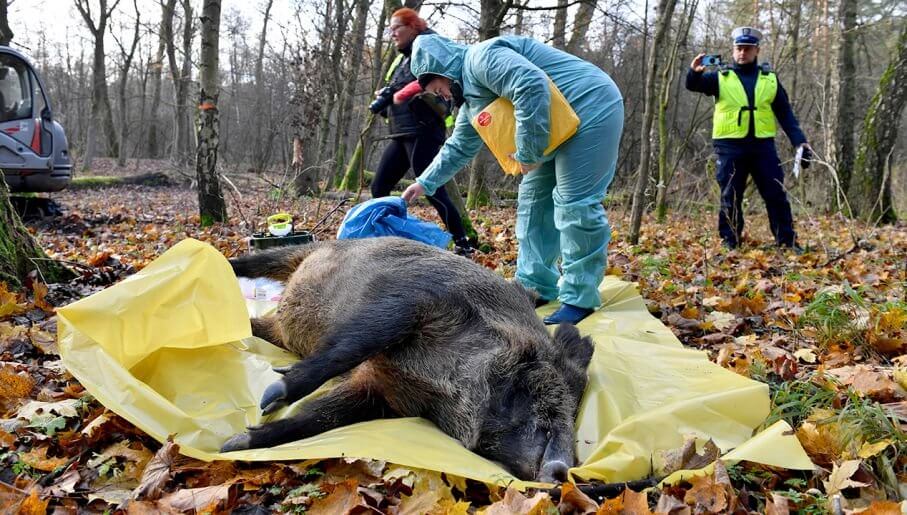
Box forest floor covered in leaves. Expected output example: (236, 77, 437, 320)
(1, 163, 905, 514)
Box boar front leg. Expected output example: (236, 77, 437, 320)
(221, 381, 392, 452)
(259, 304, 418, 414)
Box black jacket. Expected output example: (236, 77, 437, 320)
(686, 61, 807, 153)
(385, 30, 450, 137)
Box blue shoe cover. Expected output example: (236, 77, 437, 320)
(542, 303, 594, 325)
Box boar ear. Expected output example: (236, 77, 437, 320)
(553, 323, 594, 369)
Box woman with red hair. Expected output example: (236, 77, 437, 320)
(367, 8, 475, 256)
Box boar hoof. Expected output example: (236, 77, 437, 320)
(538, 460, 569, 483)
(220, 433, 251, 453)
(273, 365, 293, 375)
(260, 379, 289, 415)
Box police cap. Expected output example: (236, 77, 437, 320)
(732, 27, 762, 46)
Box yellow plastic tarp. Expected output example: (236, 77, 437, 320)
(58, 239, 813, 488)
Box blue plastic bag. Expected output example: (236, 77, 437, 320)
(337, 197, 451, 249)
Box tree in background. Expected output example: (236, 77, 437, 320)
(75, 0, 122, 172)
(195, 0, 228, 225)
(849, 23, 906, 223)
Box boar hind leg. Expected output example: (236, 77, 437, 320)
(250, 317, 285, 348)
(221, 382, 392, 452)
(259, 305, 417, 414)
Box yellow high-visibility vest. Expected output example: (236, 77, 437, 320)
(713, 69, 777, 139)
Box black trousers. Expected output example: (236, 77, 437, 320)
(715, 142, 796, 247)
(371, 132, 467, 241)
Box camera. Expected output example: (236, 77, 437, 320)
(702, 54, 722, 67)
(369, 86, 395, 114)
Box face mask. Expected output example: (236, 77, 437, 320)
(450, 82, 465, 107)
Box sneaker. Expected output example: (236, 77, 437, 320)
(722, 240, 738, 251)
(542, 303, 594, 325)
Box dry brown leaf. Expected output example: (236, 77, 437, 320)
(856, 500, 904, 514)
(16, 488, 48, 515)
(653, 492, 689, 515)
(48, 468, 81, 497)
(19, 446, 69, 472)
(596, 495, 623, 514)
(0, 284, 27, 318)
(826, 365, 906, 402)
(823, 460, 869, 495)
(684, 473, 729, 514)
(307, 479, 363, 515)
(132, 439, 179, 501)
(437, 498, 471, 514)
(661, 437, 720, 474)
(764, 492, 790, 515)
(31, 282, 53, 312)
(484, 487, 557, 515)
(558, 482, 598, 514)
(621, 488, 653, 515)
(796, 421, 848, 466)
(158, 484, 234, 512)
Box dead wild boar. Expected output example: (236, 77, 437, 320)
(220, 236, 593, 482)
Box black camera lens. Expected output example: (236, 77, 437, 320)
(369, 87, 395, 114)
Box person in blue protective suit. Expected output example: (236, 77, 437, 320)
(686, 27, 811, 253)
(400, 34, 624, 326)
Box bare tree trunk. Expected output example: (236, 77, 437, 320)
(655, 0, 696, 222)
(333, 0, 370, 189)
(552, 0, 568, 49)
(147, 2, 170, 158)
(566, 0, 597, 54)
(0, 177, 74, 289)
(115, 0, 141, 167)
(250, 0, 274, 171)
(317, 0, 346, 169)
(75, 0, 122, 160)
(849, 23, 906, 223)
(832, 0, 857, 197)
(195, 0, 227, 225)
(0, 0, 13, 45)
(787, 0, 802, 104)
(164, 0, 194, 166)
(628, 0, 678, 244)
(467, 0, 510, 207)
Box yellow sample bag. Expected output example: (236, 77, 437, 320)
(471, 79, 580, 175)
(58, 239, 813, 488)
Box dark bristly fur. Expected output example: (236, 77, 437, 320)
(221, 237, 594, 483)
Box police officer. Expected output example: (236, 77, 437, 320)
(686, 27, 810, 252)
(369, 8, 475, 255)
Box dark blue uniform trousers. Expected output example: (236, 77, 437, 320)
(715, 141, 796, 247)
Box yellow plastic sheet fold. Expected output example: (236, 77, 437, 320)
(58, 239, 813, 488)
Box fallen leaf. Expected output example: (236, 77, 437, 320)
(16, 488, 48, 515)
(764, 492, 790, 515)
(132, 439, 179, 501)
(653, 492, 689, 514)
(17, 399, 81, 421)
(706, 311, 736, 331)
(822, 460, 869, 495)
(18, 446, 69, 472)
(484, 487, 556, 515)
(558, 482, 598, 515)
(620, 488, 653, 515)
(793, 349, 817, 363)
(48, 468, 80, 497)
(159, 484, 234, 512)
(661, 436, 720, 474)
(307, 479, 364, 515)
(856, 500, 904, 514)
(857, 440, 891, 459)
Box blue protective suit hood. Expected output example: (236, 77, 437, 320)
(411, 35, 467, 86)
